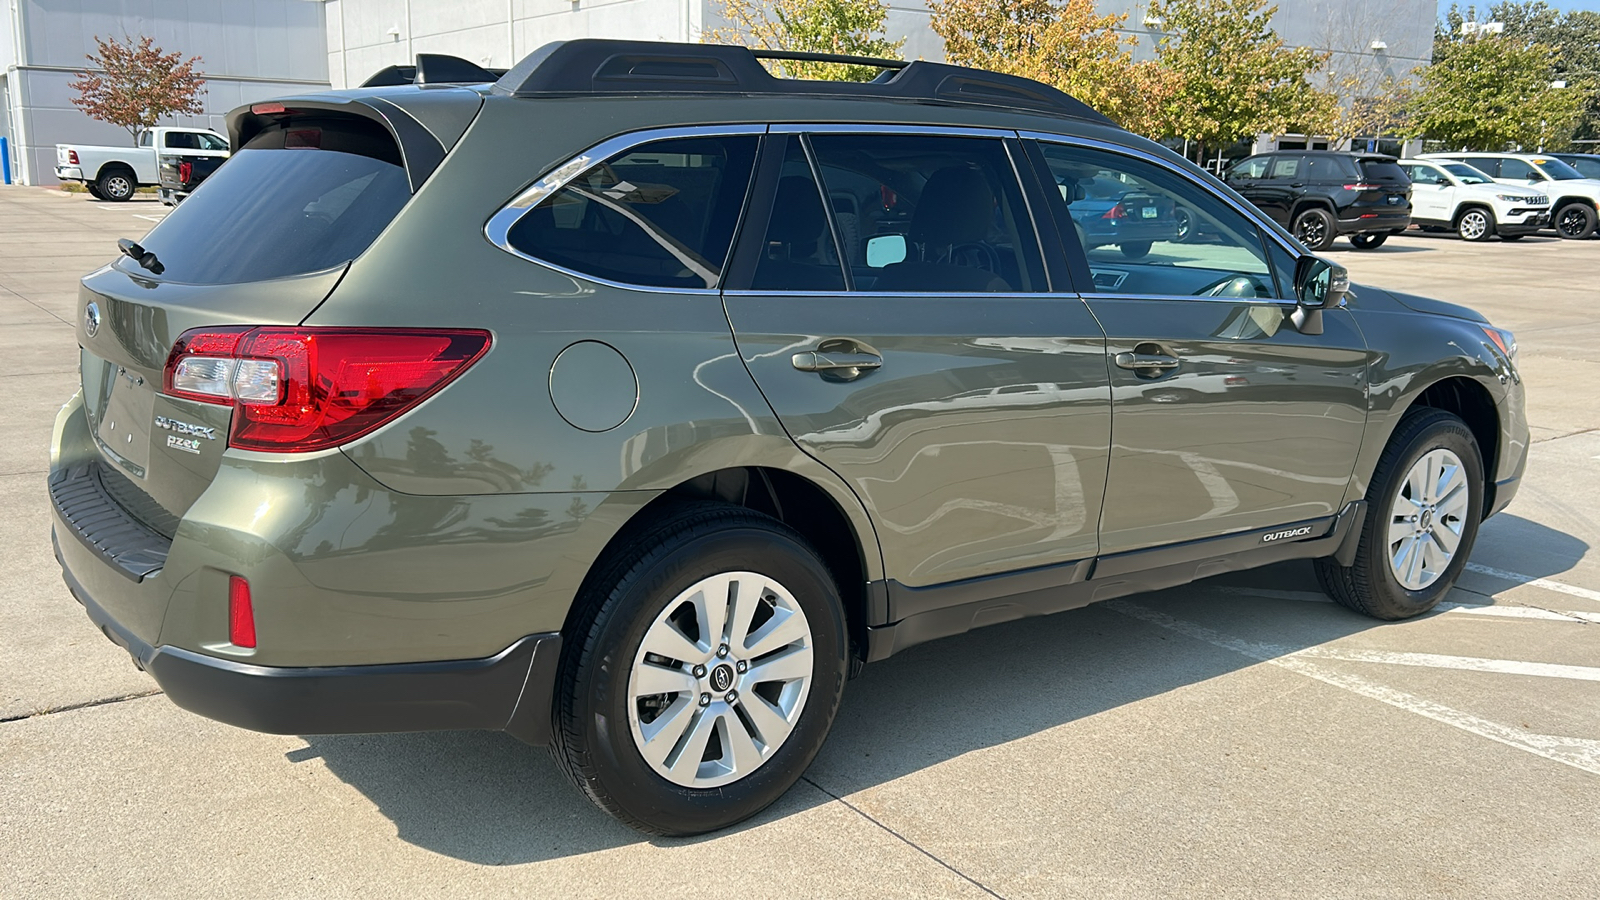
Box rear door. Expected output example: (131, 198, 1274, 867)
(1400, 163, 1453, 221)
(1030, 138, 1369, 556)
(723, 129, 1111, 595)
(1254, 155, 1304, 225)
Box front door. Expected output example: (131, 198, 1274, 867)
(1033, 140, 1370, 556)
(722, 131, 1111, 589)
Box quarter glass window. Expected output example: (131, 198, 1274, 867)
(506, 135, 759, 289)
(1269, 156, 1303, 179)
(1039, 142, 1279, 298)
(750, 137, 847, 292)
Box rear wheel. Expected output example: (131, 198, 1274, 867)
(551, 503, 849, 836)
(1349, 232, 1388, 249)
(1293, 208, 1337, 250)
(1174, 207, 1196, 243)
(1456, 208, 1494, 242)
(94, 168, 135, 202)
(1315, 408, 1484, 620)
(1554, 202, 1596, 239)
(1120, 241, 1152, 259)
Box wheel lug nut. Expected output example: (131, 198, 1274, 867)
(692, 665, 706, 678)
(725, 690, 738, 704)
(736, 660, 748, 673)
(699, 693, 711, 707)
(717, 644, 729, 658)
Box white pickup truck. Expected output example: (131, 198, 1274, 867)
(55, 127, 229, 202)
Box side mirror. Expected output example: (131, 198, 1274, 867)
(1291, 256, 1348, 335)
(866, 234, 907, 268)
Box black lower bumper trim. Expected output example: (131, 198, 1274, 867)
(58, 548, 562, 745)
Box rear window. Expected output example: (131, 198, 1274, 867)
(1358, 159, 1408, 183)
(136, 117, 409, 285)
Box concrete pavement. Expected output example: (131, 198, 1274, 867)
(2, 185, 1597, 898)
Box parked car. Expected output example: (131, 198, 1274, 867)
(1397, 158, 1550, 241)
(1550, 152, 1600, 181)
(157, 152, 227, 206)
(50, 40, 1527, 837)
(1224, 150, 1412, 250)
(1063, 172, 1180, 257)
(1420, 152, 1600, 239)
(55, 127, 229, 201)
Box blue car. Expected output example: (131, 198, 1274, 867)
(1063, 174, 1179, 258)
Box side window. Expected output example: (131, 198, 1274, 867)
(1462, 157, 1499, 177)
(1407, 166, 1441, 186)
(138, 132, 153, 147)
(198, 133, 229, 151)
(749, 136, 846, 292)
(1498, 158, 1537, 180)
(1303, 156, 1338, 181)
(165, 132, 199, 150)
(807, 134, 1046, 293)
(1269, 156, 1303, 180)
(505, 135, 759, 289)
(1037, 142, 1279, 299)
(1229, 157, 1270, 180)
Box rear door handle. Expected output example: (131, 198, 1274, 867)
(792, 342, 883, 380)
(1114, 351, 1180, 372)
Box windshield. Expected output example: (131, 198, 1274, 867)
(1532, 158, 1586, 180)
(1441, 163, 1492, 185)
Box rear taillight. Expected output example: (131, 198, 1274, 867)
(228, 576, 256, 648)
(68, 150, 80, 165)
(178, 161, 192, 182)
(1102, 204, 1127, 219)
(163, 327, 491, 452)
(1343, 183, 1381, 191)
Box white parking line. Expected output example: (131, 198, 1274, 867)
(1202, 585, 1599, 623)
(1296, 648, 1600, 682)
(1107, 600, 1600, 777)
(1464, 563, 1600, 604)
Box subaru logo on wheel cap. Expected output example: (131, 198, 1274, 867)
(84, 302, 100, 338)
(709, 663, 735, 693)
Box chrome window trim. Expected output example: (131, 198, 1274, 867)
(484, 124, 769, 293)
(770, 123, 1016, 139)
(1017, 130, 1310, 262)
(721, 289, 1294, 307)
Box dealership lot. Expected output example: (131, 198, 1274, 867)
(2, 186, 1597, 898)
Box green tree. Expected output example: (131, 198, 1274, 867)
(1486, 1, 1600, 141)
(927, 0, 1179, 136)
(1149, 0, 1332, 163)
(1413, 8, 1590, 150)
(705, 0, 904, 81)
(68, 35, 206, 146)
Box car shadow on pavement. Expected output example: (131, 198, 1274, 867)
(299, 517, 1586, 863)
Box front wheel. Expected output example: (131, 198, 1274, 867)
(1315, 408, 1484, 620)
(1174, 207, 1196, 244)
(1349, 232, 1389, 249)
(1554, 203, 1597, 239)
(1456, 208, 1494, 242)
(1293, 208, 1337, 250)
(551, 503, 849, 836)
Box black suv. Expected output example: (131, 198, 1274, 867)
(1225, 151, 1412, 250)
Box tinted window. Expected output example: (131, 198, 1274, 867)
(749, 136, 846, 292)
(808, 134, 1045, 293)
(198, 133, 228, 151)
(1230, 157, 1270, 179)
(1498, 158, 1539, 180)
(1268, 156, 1302, 179)
(1359, 159, 1409, 183)
(507, 135, 758, 289)
(137, 118, 410, 285)
(1442, 163, 1493, 185)
(1304, 156, 1354, 181)
(1562, 156, 1600, 179)
(165, 132, 198, 150)
(1531, 157, 1585, 180)
(1039, 142, 1278, 298)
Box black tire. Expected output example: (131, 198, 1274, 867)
(1293, 208, 1337, 251)
(1315, 408, 1485, 620)
(94, 168, 136, 202)
(1418, 225, 1447, 234)
(1553, 202, 1596, 239)
(1349, 232, 1388, 249)
(1120, 240, 1152, 259)
(1455, 207, 1495, 242)
(1174, 207, 1196, 244)
(85, 183, 108, 201)
(551, 502, 849, 836)
(1499, 234, 1525, 242)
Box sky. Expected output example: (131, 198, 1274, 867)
(1545, 0, 1600, 11)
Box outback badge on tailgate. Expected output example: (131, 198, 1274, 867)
(155, 415, 216, 454)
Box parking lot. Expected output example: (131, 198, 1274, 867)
(2, 185, 1597, 898)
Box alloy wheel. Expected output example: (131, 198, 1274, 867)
(1458, 210, 1489, 241)
(1296, 217, 1326, 246)
(1387, 448, 1469, 591)
(627, 571, 814, 789)
(104, 175, 133, 200)
(1556, 206, 1591, 238)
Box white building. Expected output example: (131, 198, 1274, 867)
(2, 0, 331, 185)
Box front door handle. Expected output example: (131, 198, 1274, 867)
(1114, 351, 1180, 373)
(792, 341, 883, 381)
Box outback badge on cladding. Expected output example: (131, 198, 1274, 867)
(1262, 525, 1315, 543)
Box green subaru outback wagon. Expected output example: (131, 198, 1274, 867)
(50, 40, 1527, 835)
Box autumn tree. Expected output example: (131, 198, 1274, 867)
(705, 0, 904, 81)
(1149, 0, 1332, 163)
(69, 35, 206, 146)
(927, 0, 1178, 135)
(1409, 14, 1589, 151)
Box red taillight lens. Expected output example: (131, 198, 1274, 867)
(228, 576, 256, 648)
(178, 161, 192, 182)
(69, 150, 80, 165)
(1101, 204, 1127, 219)
(1343, 183, 1380, 191)
(163, 328, 491, 452)
(251, 102, 287, 115)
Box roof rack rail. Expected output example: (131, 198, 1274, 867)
(359, 54, 506, 88)
(491, 40, 1112, 125)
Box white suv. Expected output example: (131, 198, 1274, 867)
(1420, 152, 1600, 239)
(1398, 159, 1550, 242)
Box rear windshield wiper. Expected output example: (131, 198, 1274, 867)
(117, 239, 165, 275)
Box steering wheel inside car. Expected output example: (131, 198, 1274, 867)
(949, 241, 1000, 273)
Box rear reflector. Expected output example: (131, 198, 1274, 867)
(228, 576, 256, 648)
(164, 327, 492, 452)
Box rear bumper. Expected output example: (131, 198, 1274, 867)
(55, 166, 85, 182)
(1335, 212, 1410, 234)
(56, 531, 563, 744)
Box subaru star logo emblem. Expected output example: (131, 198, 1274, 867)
(84, 302, 100, 338)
